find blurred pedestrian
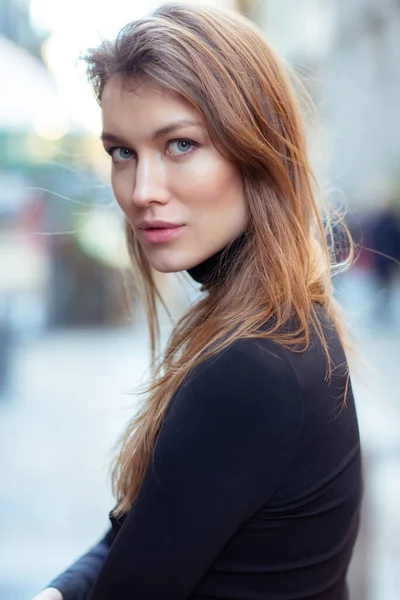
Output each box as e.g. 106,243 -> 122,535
33,4 -> 362,600
369,204 -> 400,323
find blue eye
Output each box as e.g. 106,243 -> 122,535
109,147 -> 135,162
168,140 -> 194,155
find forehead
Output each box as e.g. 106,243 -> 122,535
101,75 -> 202,131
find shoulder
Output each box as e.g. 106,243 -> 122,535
189,337 -> 300,391
175,337 -> 303,428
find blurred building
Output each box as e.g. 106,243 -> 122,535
0,0 -> 46,60
0,1 -> 124,333
323,0 -> 400,207
247,0 -> 400,208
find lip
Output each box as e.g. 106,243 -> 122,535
138,223 -> 185,244
138,220 -> 183,230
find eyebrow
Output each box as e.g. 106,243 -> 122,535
100,119 -> 203,145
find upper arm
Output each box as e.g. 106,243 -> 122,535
88,339 -> 303,600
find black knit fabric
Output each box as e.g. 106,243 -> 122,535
47,245 -> 362,600
186,233 -> 247,285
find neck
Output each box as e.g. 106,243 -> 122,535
186,232 -> 247,286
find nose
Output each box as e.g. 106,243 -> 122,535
131,154 -> 170,207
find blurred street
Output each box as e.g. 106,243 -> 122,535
0,323 -> 151,600
0,281 -> 399,600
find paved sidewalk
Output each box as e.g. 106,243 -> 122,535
0,325 -> 151,599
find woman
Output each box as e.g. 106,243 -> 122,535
34,4 -> 362,599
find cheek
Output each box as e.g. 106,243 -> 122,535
180,158 -> 235,206
197,163 -> 244,213
209,169 -> 248,230
111,170 -> 133,214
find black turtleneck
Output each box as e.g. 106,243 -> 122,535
47,239 -> 362,600
186,233 -> 247,286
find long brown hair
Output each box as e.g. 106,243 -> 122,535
83,3 -> 354,516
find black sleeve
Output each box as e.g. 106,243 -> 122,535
87,339 -> 303,600
46,528 -> 115,600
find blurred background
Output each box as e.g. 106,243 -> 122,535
0,0 -> 399,598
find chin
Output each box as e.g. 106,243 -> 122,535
148,253 -> 196,274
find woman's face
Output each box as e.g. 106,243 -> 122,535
101,76 -> 248,273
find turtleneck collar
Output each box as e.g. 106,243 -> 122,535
186,232 -> 247,286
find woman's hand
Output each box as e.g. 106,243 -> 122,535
31,587 -> 63,600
